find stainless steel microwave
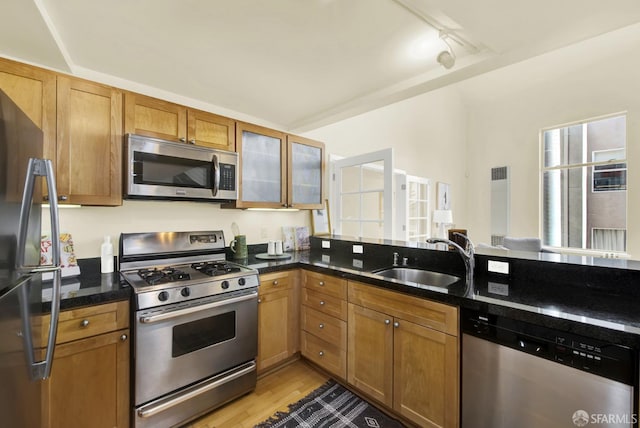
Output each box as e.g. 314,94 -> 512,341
124,134 -> 238,201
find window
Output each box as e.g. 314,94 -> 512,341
541,114 -> 627,253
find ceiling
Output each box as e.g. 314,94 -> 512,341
2,0 -> 640,131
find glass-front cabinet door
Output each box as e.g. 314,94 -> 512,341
287,135 -> 325,209
235,122 -> 286,208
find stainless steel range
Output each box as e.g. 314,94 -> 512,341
119,231 -> 259,428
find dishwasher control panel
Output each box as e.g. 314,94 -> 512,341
462,309 -> 636,385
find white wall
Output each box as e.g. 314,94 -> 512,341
45,201 -> 309,258
305,85 -> 468,236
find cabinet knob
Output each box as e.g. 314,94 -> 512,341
273,280 -> 279,286
384,319 -> 391,325
59,195 -> 68,201
258,298 -> 262,303
319,300 -> 325,306
318,281 -> 325,286
282,203 -> 288,208
393,321 -> 400,328
80,319 -> 89,327
179,137 -> 186,142
318,351 -> 324,357
120,334 -> 128,342
188,139 -> 196,144
319,323 -> 324,329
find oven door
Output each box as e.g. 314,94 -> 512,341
134,289 -> 257,406
125,134 -> 238,201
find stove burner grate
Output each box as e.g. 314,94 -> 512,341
191,261 -> 242,277
138,267 -> 191,285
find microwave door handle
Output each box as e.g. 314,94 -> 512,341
212,154 -> 220,197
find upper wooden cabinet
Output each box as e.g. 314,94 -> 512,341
56,76 -> 123,205
231,122 -> 325,209
124,92 -> 235,151
0,57 -> 56,162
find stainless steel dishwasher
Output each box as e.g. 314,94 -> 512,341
462,308 -> 637,428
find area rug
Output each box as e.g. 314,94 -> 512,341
254,380 -> 405,428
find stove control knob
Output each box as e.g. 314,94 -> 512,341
181,287 -> 190,297
238,277 -> 246,286
221,280 -> 230,289
158,291 -> 169,302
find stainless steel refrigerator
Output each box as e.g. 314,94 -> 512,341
0,89 -> 62,427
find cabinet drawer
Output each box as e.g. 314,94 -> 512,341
259,271 -> 292,295
301,331 -> 346,380
42,301 -> 129,345
301,306 -> 346,350
301,288 -> 347,321
348,281 -> 458,336
303,270 -> 347,300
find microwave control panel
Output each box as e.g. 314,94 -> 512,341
219,164 -> 236,190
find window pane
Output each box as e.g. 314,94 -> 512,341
543,166 -> 626,251
341,166 -> 360,193
341,221 -> 360,238
341,194 -> 360,219
362,221 -> 384,240
362,162 -> 384,191
362,192 -> 383,221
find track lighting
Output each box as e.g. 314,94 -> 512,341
436,31 -> 456,69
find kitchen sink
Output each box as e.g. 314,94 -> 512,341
372,267 -> 461,288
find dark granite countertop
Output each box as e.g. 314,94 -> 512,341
41,258 -> 130,312
53,237 -> 640,348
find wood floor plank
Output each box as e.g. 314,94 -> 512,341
186,360 -> 328,428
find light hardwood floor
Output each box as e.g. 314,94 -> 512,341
186,360 -> 328,428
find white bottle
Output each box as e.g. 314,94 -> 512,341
101,235 -> 114,274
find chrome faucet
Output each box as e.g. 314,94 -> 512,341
426,233 -> 475,284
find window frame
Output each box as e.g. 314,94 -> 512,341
539,112 -> 628,256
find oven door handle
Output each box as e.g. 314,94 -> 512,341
137,361 -> 256,419
139,291 -> 257,324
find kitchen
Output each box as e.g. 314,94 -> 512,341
2,1 -> 640,427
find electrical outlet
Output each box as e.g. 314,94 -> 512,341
322,240 -> 331,249
488,260 -> 509,275
353,245 -> 363,254
353,259 -> 363,269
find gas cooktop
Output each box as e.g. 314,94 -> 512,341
119,231 -> 259,310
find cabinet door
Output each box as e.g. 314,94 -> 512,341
124,92 -> 187,142
43,329 -> 130,428
287,135 -> 324,209
347,303 -> 393,406
235,122 -> 286,208
56,76 -> 122,205
393,320 -> 459,428
257,288 -> 294,372
0,57 -> 56,165
187,109 -> 235,151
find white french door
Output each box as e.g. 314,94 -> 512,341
331,149 -> 394,240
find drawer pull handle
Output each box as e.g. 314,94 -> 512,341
318,351 -> 324,357
120,334 -> 128,342
319,300 -> 325,306
384,319 -> 391,325
273,280 -> 278,286
80,319 -> 89,327
393,321 -> 400,328
319,323 -> 324,329
318,281 -> 325,286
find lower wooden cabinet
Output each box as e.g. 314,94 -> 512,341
41,301 -> 130,428
300,270 -> 348,379
348,281 -> 459,428
257,270 -> 300,373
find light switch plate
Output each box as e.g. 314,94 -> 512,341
322,240 -> 331,249
353,245 -> 364,254
488,260 -> 509,275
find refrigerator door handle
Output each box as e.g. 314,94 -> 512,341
17,159 -> 62,380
